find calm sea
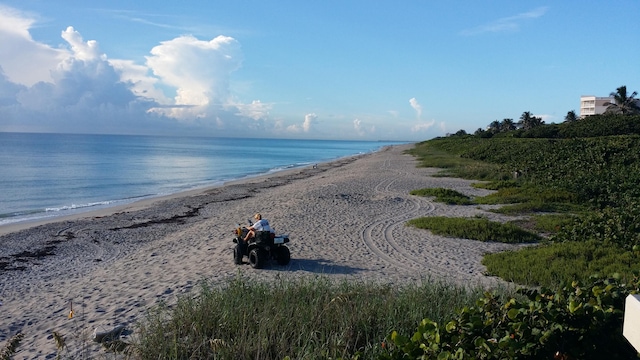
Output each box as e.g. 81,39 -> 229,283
0,133 -> 407,227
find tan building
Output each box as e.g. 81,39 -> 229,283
580,95 -> 613,117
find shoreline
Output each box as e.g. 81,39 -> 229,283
0,143 -> 522,359
0,149 -> 376,237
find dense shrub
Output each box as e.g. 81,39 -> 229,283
557,114 -> 640,138
421,135 -> 640,209
552,201 -> 640,250
382,275 -> 640,360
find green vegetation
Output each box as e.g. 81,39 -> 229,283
382,275 -> 640,360
386,106 -> 640,359
407,125 -> 640,286
483,241 -> 640,287
407,216 -> 541,244
133,276 -> 500,359
409,188 -> 471,205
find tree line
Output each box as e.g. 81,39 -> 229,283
451,85 -> 640,138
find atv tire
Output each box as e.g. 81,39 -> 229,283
233,244 -> 243,265
248,248 -> 265,269
276,246 -> 291,265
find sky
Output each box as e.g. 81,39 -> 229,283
0,1 -> 638,141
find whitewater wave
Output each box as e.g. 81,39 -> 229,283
45,201 -> 117,213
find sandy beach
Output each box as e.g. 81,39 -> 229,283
0,144 -> 522,359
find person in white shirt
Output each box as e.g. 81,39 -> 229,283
244,213 -> 273,242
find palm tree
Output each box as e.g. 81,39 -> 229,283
564,110 -> 578,122
488,120 -> 501,134
604,86 -> 640,115
500,118 -> 516,132
518,111 -> 544,130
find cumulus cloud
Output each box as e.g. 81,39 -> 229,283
0,5 -> 271,136
15,26 -> 141,111
409,97 -> 422,119
353,118 -> 375,136
233,100 -> 271,121
61,26 -> 103,62
287,113 -> 318,133
145,35 -> 243,119
109,59 -> 169,104
0,6 -> 67,85
461,6 -> 548,36
411,120 -> 436,133
303,113 -> 317,132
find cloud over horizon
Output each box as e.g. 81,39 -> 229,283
0,7 -> 274,136
0,4 -> 446,140
409,97 -> 422,119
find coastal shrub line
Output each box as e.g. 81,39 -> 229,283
406,129 -> 640,288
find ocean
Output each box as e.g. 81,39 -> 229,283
0,132 -> 407,227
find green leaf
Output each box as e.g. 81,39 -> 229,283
592,286 -> 602,297
507,308 -> 520,320
569,300 -> 583,313
445,320 -> 457,332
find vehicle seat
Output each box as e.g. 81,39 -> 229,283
255,231 -> 273,244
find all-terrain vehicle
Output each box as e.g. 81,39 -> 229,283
232,221 -> 291,268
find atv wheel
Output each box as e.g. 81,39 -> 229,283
233,244 -> 243,265
248,248 -> 265,269
276,246 -> 291,265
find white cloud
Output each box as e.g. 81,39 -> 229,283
109,59 -> 169,104
61,26 -> 103,62
409,97 -> 422,119
353,118 -> 375,136
233,100 -> 271,121
0,6 -> 68,85
287,113 -> 318,133
145,35 -> 243,119
461,7 -> 548,36
303,113 -> 317,132
0,5 -> 272,136
411,119 -> 436,133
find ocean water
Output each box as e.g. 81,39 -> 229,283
0,133 -> 406,227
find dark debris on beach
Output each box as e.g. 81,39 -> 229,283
0,156 -> 359,277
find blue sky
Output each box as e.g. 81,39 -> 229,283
0,1 -> 638,141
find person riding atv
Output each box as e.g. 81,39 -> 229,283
243,213 -> 273,242
233,214 -> 290,268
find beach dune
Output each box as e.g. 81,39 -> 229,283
0,144 -> 519,359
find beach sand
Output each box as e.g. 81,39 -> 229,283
0,144 -> 523,359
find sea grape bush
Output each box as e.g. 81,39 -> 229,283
551,201 -> 640,250
380,275 -> 640,360
426,135 -> 640,209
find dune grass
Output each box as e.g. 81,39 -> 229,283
482,241 -> 640,287
406,216 -> 541,244
0,333 -> 24,360
409,188 -> 472,205
131,275 -> 510,359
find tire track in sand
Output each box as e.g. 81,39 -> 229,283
360,156 -> 437,270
